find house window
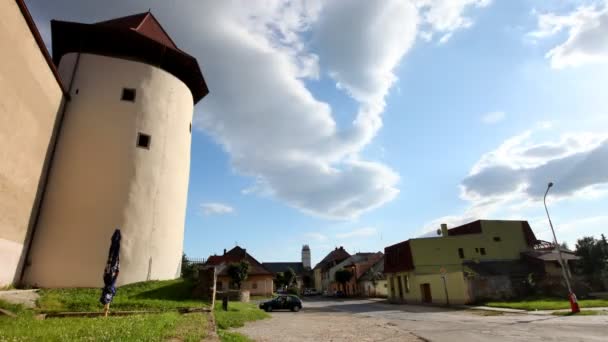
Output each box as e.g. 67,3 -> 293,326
480,248 -> 486,255
252,282 -> 258,289
121,88 -> 136,102
384,283 -> 387,288
493,236 -> 501,242
217,281 -> 223,290
458,248 -> 465,259
404,275 -> 410,293
137,133 -> 151,149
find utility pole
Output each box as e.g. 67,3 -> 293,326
544,182 -> 580,313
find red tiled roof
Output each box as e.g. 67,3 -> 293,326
97,12 -> 178,50
51,12 -> 208,103
313,247 -> 351,270
384,240 -> 414,273
204,246 -> 272,276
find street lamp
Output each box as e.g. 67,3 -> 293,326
543,182 -> 580,313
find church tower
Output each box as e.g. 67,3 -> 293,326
24,12 -> 208,287
302,244 -> 311,270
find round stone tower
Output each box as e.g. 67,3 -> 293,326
23,13 -> 208,287
302,245 -> 311,270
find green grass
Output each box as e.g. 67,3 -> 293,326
551,310 -> 608,316
38,279 -> 207,312
0,279 -> 209,341
218,330 -> 254,342
0,308 -> 207,341
483,296 -> 608,311
214,301 -> 269,342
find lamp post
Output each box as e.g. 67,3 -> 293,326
543,182 -> 580,313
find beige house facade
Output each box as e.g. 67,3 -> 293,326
0,0 -> 66,287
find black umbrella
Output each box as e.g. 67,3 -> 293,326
100,229 -> 121,316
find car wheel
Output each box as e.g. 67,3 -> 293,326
291,305 -> 301,312
266,306 -> 273,312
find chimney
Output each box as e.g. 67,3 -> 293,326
441,224 -> 448,237
223,248 -> 226,255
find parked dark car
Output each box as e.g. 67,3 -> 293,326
259,295 -> 302,312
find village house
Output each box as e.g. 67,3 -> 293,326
328,252 -> 383,296
203,246 -> 274,296
358,256 -> 388,298
262,245 -> 312,292
313,246 -> 350,293
384,220 -> 540,305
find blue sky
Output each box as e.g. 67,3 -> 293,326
28,0 -> 608,266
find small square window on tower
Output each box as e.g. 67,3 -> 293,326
137,133 -> 151,149
121,88 -> 136,102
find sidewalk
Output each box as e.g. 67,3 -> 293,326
463,304 -> 608,315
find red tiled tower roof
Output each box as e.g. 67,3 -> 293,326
51,12 -> 208,103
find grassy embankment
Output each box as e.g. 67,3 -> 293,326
0,279 -> 208,341
483,296 -> 608,311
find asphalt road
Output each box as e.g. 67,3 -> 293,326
238,297 -> 608,342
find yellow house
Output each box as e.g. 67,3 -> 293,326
384,220 -> 538,305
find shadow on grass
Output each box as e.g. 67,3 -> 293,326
132,279 -> 196,302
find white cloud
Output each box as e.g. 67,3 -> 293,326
481,111 -> 506,124
200,202 -> 235,216
424,128 -> 608,232
336,227 -> 378,239
529,1 -> 608,68
415,0 -> 492,43
30,0 -> 492,220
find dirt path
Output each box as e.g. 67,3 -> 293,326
234,310 -> 421,342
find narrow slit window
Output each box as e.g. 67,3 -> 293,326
493,236 -> 501,242
458,248 -> 465,259
480,248 -> 486,255
121,88 -> 136,102
137,133 -> 151,149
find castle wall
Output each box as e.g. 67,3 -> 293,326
24,53 -> 193,287
0,0 -> 65,286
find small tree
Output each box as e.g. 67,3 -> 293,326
274,272 -> 287,289
285,267 -> 297,287
181,253 -> 195,280
227,261 -> 249,290
335,269 -> 353,293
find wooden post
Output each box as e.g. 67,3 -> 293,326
103,303 -> 110,317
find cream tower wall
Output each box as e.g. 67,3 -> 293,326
0,0 -> 65,286
24,53 -> 194,287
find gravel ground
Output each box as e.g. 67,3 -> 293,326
234,310 -> 421,342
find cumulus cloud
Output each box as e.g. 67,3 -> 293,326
336,227 -> 378,239
529,1 -> 608,68
28,0 -> 490,219
425,129 -> 608,231
200,202 -> 235,216
481,111 -> 506,124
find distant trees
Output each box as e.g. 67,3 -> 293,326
335,269 -> 353,292
227,261 -> 250,290
575,235 -> 608,290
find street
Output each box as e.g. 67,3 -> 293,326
235,297 -> 608,342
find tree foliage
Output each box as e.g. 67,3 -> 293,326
227,261 -> 250,290
335,269 -> 353,291
180,253 -> 195,280
575,235 -> 608,290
